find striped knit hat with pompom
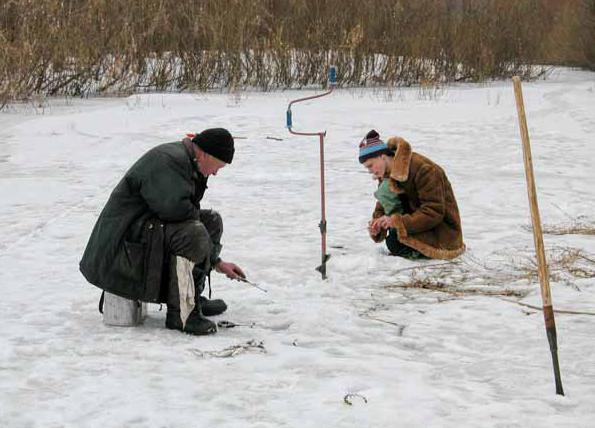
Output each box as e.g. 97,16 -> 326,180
358,129 -> 392,163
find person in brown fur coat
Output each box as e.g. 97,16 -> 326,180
359,130 -> 465,260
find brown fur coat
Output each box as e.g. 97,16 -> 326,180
372,137 -> 465,259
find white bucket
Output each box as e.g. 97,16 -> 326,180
102,292 -> 148,326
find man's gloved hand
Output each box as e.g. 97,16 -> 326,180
215,260 -> 245,280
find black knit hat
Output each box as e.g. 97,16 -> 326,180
191,128 -> 235,164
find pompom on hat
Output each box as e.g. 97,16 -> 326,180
358,129 -> 393,163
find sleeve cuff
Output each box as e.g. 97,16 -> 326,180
391,214 -> 408,240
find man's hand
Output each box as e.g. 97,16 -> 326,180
215,260 -> 246,280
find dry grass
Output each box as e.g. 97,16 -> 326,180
523,222 -> 595,236
517,247 -> 595,286
384,246 -> 595,297
1,0 -> 594,106
387,276 -> 530,298
523,208 -> 595,236
189,339 -> 266,358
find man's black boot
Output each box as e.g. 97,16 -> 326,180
199,296 -> 227,317
165,307 -> 217,336
193,265 -> 227,317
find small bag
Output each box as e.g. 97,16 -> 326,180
100,291 -> 147,326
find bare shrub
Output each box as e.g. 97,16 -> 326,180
542,0 -> 595,70
0,0 -> 593,105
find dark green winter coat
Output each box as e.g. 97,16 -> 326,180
80,140 -> 207,301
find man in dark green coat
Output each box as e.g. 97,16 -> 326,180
80,128 -> 245,335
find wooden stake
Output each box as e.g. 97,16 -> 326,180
512,76 -> 564,396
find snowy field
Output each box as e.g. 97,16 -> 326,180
1,68 -> 594,427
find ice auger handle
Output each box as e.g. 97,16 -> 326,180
328,66 -> 337,87
286,109 -> 292,129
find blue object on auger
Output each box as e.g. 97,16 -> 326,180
286,109 -> 292,129
328,66 -> 337,86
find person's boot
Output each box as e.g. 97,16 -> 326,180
199,296 -> 227,316
166,255 -> 216,335
193,265 -> 227,317
166,307 -> 217,336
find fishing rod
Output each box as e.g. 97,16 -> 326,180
286,66 -> 337,279
237,276 -> 268,293
513,76 -> 564,396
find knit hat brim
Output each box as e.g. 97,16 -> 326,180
358,147 -> 393,164
191,128 -> 235,164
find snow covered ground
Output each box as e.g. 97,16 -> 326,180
1,68 -> 594,427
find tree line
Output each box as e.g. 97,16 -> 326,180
1,0 -> 593,106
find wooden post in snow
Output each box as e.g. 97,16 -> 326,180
512,76 -> 564,396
